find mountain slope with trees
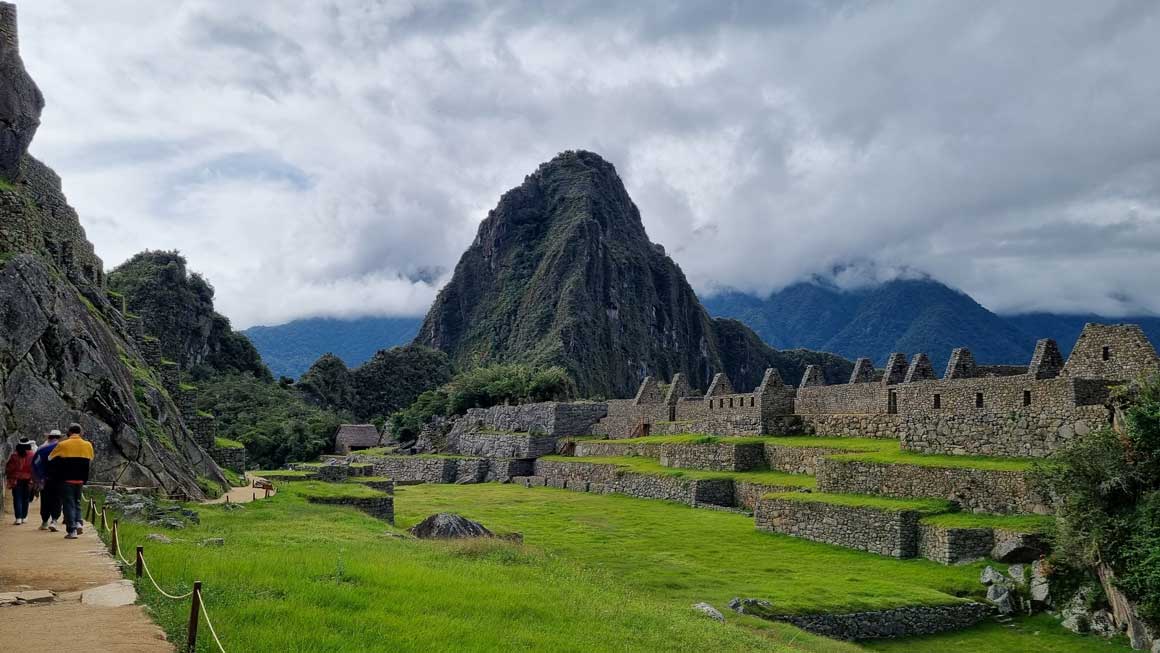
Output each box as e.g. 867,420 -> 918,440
414,150 -> 850,397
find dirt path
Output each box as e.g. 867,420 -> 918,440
0,493 -> 173,652
204,473 -> 276,504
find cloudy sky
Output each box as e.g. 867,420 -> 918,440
20,1 -> 1160,328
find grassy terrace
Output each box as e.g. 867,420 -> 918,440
593,434 -> 775,446
291,480 -> 388,499
98,482 -> 1123,652
823,450 -> 1035,472
540,455 -> 817,488
920,512 -> 1057,532
763,491 -> 955,515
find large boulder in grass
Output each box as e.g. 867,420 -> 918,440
409,513 -> 493,539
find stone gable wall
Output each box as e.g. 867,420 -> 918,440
755,497 -> 921,558
815,458 -> 1046,514
1062,324 -> 1160,381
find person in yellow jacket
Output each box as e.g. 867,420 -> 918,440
48,423 -> 93,540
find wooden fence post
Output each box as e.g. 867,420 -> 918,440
186,581 -> 202,652
135,546 -> 143,579
101,508 -> 108,532
111,519 -> 119,555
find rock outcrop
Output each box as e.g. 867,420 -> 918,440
0,3 -> 225,499
409,512 -> 493,539
416,150 -> 850,397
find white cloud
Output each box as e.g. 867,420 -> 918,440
17,0 -> 1160,327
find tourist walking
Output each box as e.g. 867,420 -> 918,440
4,437 -> 36,525
48,424 -> 93,539
32,429 -> 63,531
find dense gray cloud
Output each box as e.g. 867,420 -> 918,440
19,0 -> 1160,327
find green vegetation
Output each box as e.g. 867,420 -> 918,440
214,436 -> 245,449
254,470 -> 315,480
354,446 -> 397,456
826,450 -> 1035,472
541,455 -> 816,488
1032,375 -> 1160,629
289,480 -> 388,500
864,613 -> 1132,653
605,434 -> 774,446
920,513 -> 1056,532
390,363 -> 575,442
298,345 -> 452,421
220,468 -> 245,487
763,491 -> 954,514
197,373 -> 344,469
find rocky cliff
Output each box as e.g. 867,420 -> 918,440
416,150 -> 850,397
107,250 -> 270,380
0,4 -> 224,499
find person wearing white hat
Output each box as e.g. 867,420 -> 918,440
4,436 -> 36,524
32,430 -> 63,531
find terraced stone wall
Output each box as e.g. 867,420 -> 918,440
573,440 -> 663,458
917,522 -> 993,564
775,603 -> 991,641
732,481 -> 801,511
305,495 -> 394,524
659,442 -> 765,472
349,455 -> 458,484
211,446 -> 245,474
455,431 -> 558,458
529,460 -> 734,507
762,444 -> 842,475
755,498 -> 921,558
815,458 -> 1046,514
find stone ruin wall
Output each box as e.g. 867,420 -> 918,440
755,497 -> 921,558
815,458 -> 1046,514
917,522 -> 994,565
776,603 -> 991,641
1062,323 -> 1160,381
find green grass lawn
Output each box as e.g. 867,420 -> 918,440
763,491 -> 954,514
763,436 -> 900,452
920,512 -> 1056,532
864,613 -> 1132,652
98,482 -> 1120,653
540,454 -> 817,488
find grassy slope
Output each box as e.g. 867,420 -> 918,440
539,455 -> 817,488
864,614 -> 1132,653
920,513 -> 1057,532
103,483 -> 1124,653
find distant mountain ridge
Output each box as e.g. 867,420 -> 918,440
244,316 -> 421,379
704,278 -> 1160,372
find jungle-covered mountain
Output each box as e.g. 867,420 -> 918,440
244,316 -> 420,379
108,250 -> 270,381
414,150 -> 851,397
705,278 -> 1160,372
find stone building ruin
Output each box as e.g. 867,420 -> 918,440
592,323 -> 1159,457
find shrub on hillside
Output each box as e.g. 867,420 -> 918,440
1032,374 -> 1160,628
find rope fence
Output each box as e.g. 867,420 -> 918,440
87,496 -> 227,652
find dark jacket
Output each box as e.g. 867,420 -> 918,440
32,441 -> 59,484
48,435 -> 93,485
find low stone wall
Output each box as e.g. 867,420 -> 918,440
305,495 -> 395,524
800,414 -> 903,439
529,460 -> 734,507
755,497 -> 921,558
659,442 -> 765,472
733,481 -> 802,511
358,479 -> 396,493
917,522 -> 993,564
455,431 -> 558,459
211,446 -> 246,474
573,441 -> 663,458
815,458 -> 1046,515
349,455 -> 459,484
763,444 -> 856,475
774,603 -> 991,640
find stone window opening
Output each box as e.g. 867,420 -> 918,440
975,392 -> 984,408
933,394 -> 941,409
729,397 -> 734,408
887,390 -> 898,415
1023,390 -> 1032,407
749,397 -> 755,407
1102,346 -> 1111,361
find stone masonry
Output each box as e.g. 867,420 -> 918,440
755,497 -> 923,558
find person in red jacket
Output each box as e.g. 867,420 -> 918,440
5,436 -> 36,525
48,424 -> 94,539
